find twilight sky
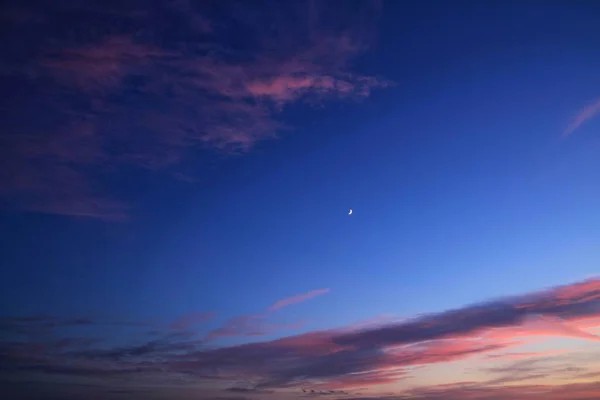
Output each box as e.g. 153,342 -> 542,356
1,1 -> 600,399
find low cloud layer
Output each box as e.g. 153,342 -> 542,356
0,1 -> 390,218
396,381 -> 600,400
1,278 -> 599,399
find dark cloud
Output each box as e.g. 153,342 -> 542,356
206,313 -> 305,341
224,386 -> 273,394
333,279 -> 600,350
2,279 -> 599,398
0,0 -> 390,218
74,336 -> 202,362
156,278 -> 599,390
0,315 -> 95,339
168,312 -> 215,331
0,315 -> 157,335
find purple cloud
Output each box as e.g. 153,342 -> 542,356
169,312 -> 214,331
2,278 -> 600,398
0,1 -> 390,219
206,314 -> 306,341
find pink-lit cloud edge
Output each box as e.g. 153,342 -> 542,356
2,278 -> 600,399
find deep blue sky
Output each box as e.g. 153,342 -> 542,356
1,1 -> 600,399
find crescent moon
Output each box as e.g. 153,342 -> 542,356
348,209 -> 353,215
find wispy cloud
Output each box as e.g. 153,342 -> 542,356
563,98 -> 600,137
2,278 -> 600,398
269,288 -> 331,311
205,288 -> 327,341
0,1 -> 390,219
205,314 -> 305,341
168,312 -> 214,331
485,349 -> 570,361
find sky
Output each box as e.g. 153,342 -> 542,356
1,1 -> 600,399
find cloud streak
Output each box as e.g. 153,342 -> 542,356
168,313 -> 214,331
563,98 -> 600,137
0,1 -> 390,218
205,314 -> 305,341
204,288 -> 327,341
269,289 -> 331,311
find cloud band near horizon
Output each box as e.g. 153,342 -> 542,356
1,277 -> 599,398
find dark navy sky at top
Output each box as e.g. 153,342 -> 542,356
1,1 -> 600,334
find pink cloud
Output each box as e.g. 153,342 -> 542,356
483,314 -> 600,343
527,315 -> 600,341
311,367 -> 410,390
269,288 -> 331,311
0,2 -> 389,218
486,349 -> 570,361
575,315 -> 600,330
6,279 -> 600,395
563,98 -> 600,137
184,278 -> 600,390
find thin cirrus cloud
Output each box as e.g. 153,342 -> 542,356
205,315 -> 306,341
168,312 -> 215,331
1,278 -> 600,399
204,288 -> 329,341
563,98 -> 600,137
269,288 -> 331,311
0,1 -> 390,219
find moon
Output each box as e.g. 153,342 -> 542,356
348,209 -> 353,215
